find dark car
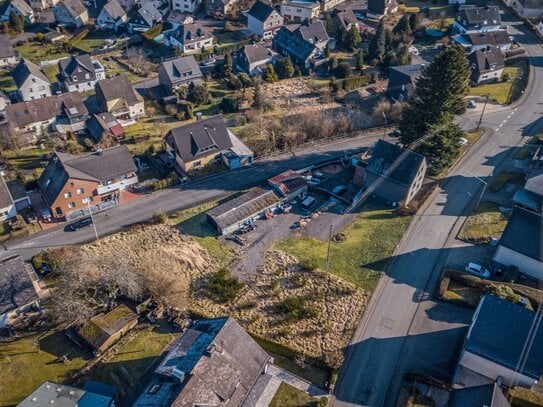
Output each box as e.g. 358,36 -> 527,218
64,217 -> 93,232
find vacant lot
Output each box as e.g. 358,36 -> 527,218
276,205 -> 411,291
458,201 -> 509,243
0,330 -> 88,406
16,42 -> 69,63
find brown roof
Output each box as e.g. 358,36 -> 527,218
58,0 -> 87,18
0,34 -> 15,60
95,74 -> 142,106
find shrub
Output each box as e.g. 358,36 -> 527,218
335,62 -> 352,79
274,296 -> 318,321
207,268 -> 245,302
485,283 -> 520,303
153,211 -> 168,224
342,74 -> 371,91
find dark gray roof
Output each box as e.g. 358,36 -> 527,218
499,206 -> 543,262
469,46 -> 504,75
367,140 -> 425,186
298,21 -> 329,43
512,188 -> 543,212
207,187 -> 280,231
6,179 -> 27,202
134,317 -> 270,407
368,0 -> 387,14
465,294 -> 543,380
18,381 -> 114,407
0,175 -> 13,209
59,54 -> 95,76
12,58 -> 50,88
248,0 -> 275,22
387,63 -> 424,100
165,115 -> 234,163
334,8 -> 358,28
525,167 -> 543,196
518,0 -> 543,8
273,26 -> 317,63
0,255 -> 37,316
159,56 -> 202,85
243,43 -> 273,64
458,6 -> 501,27
95,74 -> 142,106
102,0 -> 126,19
466,31 -> 511,46
38,145 -> 136,204
57,0 -> 87,18
132,2 -> 162,26
0,34 -> 15,59
176,23 -> 213,46
448,384 -> 510,407
10,0 -> 33,16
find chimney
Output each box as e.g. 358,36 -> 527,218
195,111 -> 202,121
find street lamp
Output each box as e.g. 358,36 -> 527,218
476,95 -> 489,131
468,172 -> 487,210
87,200 -> 99,241
382,111 -> 387,139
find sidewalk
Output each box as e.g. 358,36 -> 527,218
267,365 -> 328,397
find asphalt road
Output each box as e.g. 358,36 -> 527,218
330,14 -> 543,407
1,128 -> 392,261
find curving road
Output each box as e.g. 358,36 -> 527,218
330,11 -> 543,407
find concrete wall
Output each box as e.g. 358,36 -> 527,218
493,245 -> 543,280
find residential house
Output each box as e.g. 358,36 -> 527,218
166,10 -> 194,27
44,29 -> 67,43
53,0 -> 89,27
95,74 -> 145,120
78,304 -> 138,354
117,0 -> 136,12
167,22 -> 214,54
367,0 -> 397,18
493,206 -> 543,280
321,0 -> 350,12
12,58 -> 52,102
204,0 -> 237,18
298,20 -> 331,51
512,165 -> 543,213
171,0 -> 201,14
157,55 -> 203,95
454,6 -> 502,34
140,0 -> 169,16
362,139 -> 427,206
0,174 -> 16,220
235,43 -> 276,76
448,384 -> 510,407
0,255 -> 39,321
27,0 -> 61,10
7,179 -> 31,211
247,1 -> 284,39
454,294 -> 543,388
97,0 -> 128,30
6,0 -> 36,24
134,317 -> 273,406
469,46 -> 504,85
333,8 -> 358,31
0,34 -> 17,68
273,26 -> 322,69
268,169 -> 307,200
18,381 -> 116,407
127,2 -> 163,32
37,145 -> 138,219
86,112 -> 125,142
387,63 -> 424,102
207,187 -> 280,234
280,1 -> 320,23
6,91 -> 89,136
164,114 -> 253,173
453,31 -> 512,52
59,54 -> 106,92
512,0 -> 543,18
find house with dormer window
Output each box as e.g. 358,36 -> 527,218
59,55 -> 106,92
166,22 -> 214,54
453,6 -> 502,34
157,55 -> 203,95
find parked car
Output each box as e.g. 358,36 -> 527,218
458,137 -> 468,146
235,224 -> 256,235
64,217 -> 93,232
465,262 -> 491,279
332,185 -> 347,195
290,221 -> 301,229
201,57 -> 216,66
468,100 -> 477,109
280,203 -> 292,213
83,0 -> 92,6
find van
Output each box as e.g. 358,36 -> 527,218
301,196 -> 316,210
464,262 -> 490,279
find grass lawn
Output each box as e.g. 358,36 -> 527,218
458,202 -> 509,243
169,200 -> 234,268
442,279 -> 481,307
124,115 -> 185,154
465,129 -> 483,144
507,387 -> 543,407
270,383 -> 320,407
489,170 -> 525,192
0,69 -> 16,92
16,42 -> 69,64
215,31 -> 245,47
4,148 -> 48,171
42,64 -> 60,83
73,33 -> 108,53
88,322 -> 178,397
469,66 -> 522,104
0,330 -> 89,406
427,18 -> 455,31
276,204 -> 411,291
98,57 -> 141,83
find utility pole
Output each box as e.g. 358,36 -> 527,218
87,201 -> 99,241
382,111 -> 387,140
325,223 -> 333,272
476,95 -> 489,131
469,173 -> 487,210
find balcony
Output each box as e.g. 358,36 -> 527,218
96,176 -> 138,195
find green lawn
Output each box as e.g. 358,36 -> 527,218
0,330 -> 89,406
0,69 -> 16,92
488,170 -> 525,192
215,31 -> 245,47
73,33 -> 108,53
42,64 -> 60,83
458,201 -> 509,243
4,148 -> 48,171
98,57 -> 142,83
124,115 -> 185,154
442,280 -> 481,308
469,66 -> 522,104
275,205 -> 411,291
427,17 -> 455,31
270,383 -> 321,407
16,42 -> 69,64
88,323 -> 177,397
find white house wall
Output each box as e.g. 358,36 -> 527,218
493,245 -> 543,280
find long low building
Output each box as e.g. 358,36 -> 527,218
206,187 -> 281,235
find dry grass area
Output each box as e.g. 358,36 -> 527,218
71,226 -> 366,369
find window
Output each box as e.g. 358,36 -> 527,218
82,197 -> 92,204
64,191 -> 72,198
76,188 -> 84,194
85,73 -> 90,79
68,202 -> 75,208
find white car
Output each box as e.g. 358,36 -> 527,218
465,262 -> 491,279
458,137 -> 468,146
83,0 -> 92,6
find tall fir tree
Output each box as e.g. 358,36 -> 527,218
276,56 -> 295,79
344,25 -> 362,51
368,23 -> 386,62
264,64 -> 278,83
